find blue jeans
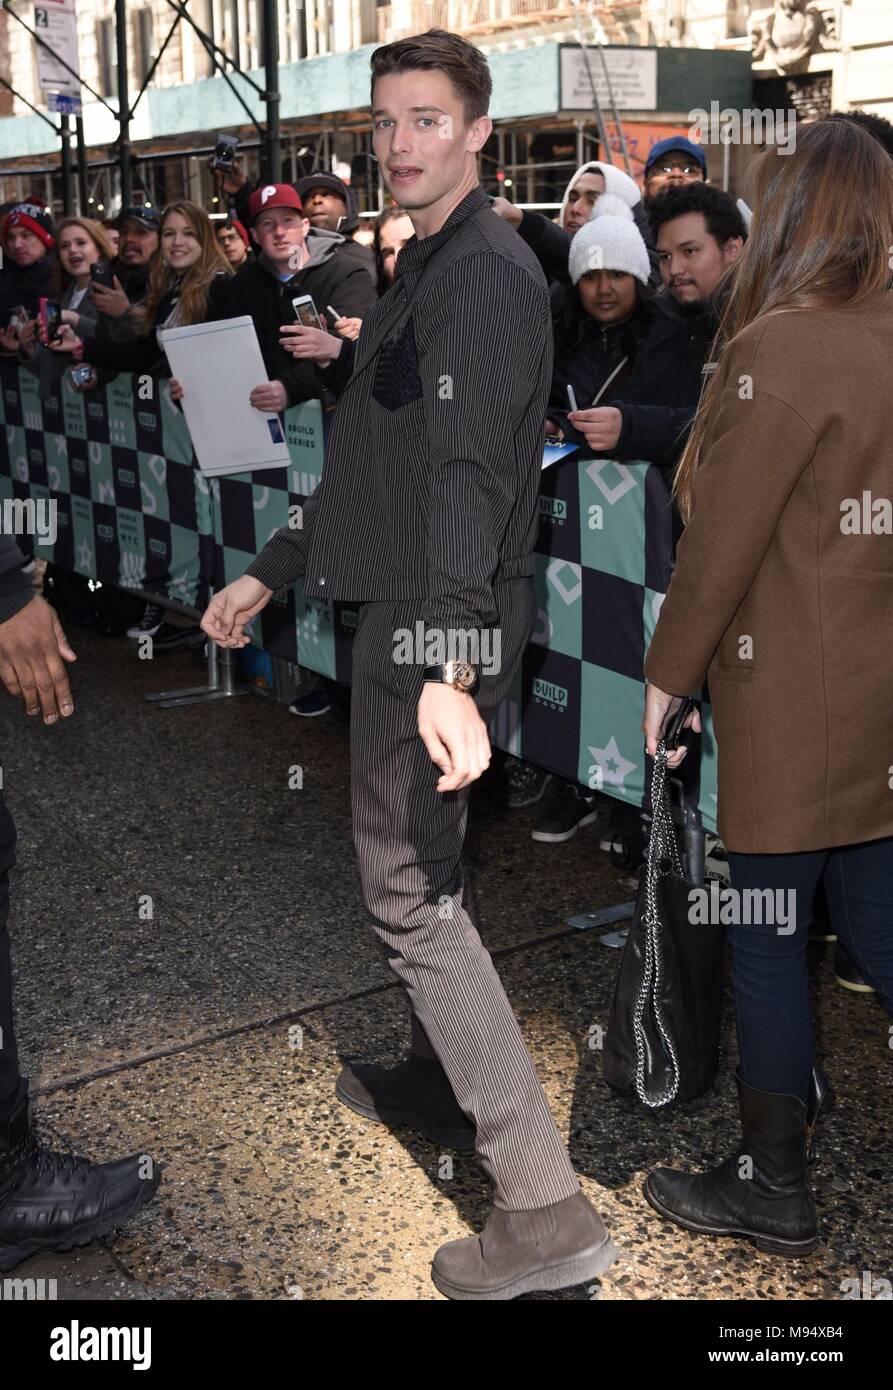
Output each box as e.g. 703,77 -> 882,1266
727,836 -> 893,1103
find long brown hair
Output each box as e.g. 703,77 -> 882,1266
674,118 -> 893,522
50,216 -> 116,296
133,201 -> 232,335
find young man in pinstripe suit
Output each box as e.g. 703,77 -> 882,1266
202,28 -> 618,1300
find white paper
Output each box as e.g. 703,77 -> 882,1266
158,317 -> 291,477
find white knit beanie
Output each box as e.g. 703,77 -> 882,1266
558,160 -> 643,226
589,193 -> 634,223
568,198 -> 651,286
591,162 -> 641,209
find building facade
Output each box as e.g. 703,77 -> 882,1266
0,1 -> 889,211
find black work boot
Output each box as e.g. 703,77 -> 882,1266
431,1189 -> 619,1300
643,1069 -> 821,1257
0,1095 -> 161,1273
335,1054 -> 476,1152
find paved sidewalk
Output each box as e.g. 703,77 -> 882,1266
1,628 -> 890,1300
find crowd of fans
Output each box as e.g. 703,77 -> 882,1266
1,117 -> 890,1002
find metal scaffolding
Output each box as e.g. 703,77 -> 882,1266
0,0 -> 283,214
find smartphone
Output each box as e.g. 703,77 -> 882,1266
8,304 -> 30,335
212,133 -> 239,171
38,297 -> 63,344
70,364 -> 97,388
90,260 -> 116,290
291,294 -> 325,331
566,384 -> 579,414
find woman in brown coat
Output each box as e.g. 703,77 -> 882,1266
640,116 -> 893,1256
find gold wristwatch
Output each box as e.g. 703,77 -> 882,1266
423,661 -> 478,693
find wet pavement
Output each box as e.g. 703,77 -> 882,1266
1,627 -> 890,1301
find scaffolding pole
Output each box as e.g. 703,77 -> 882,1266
115,0 -> 132,205
75,117 -> 88,215
262,0 -> 281,181
59,114 -> 73,213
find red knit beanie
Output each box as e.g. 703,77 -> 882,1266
3,201 -> 55,249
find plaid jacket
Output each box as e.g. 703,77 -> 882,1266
246,185 -> 552,632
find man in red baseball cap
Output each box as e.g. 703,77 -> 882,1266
214,182 -> 377,414
246,181 -> 304,225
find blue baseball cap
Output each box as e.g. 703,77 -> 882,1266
645,137 -> 707,175
114,204 -> 161,231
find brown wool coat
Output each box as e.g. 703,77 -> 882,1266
644,301 -> 893,854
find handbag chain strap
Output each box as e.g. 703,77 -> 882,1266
632,741 -> 683,1108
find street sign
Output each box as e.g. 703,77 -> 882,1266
559,45 -> 658,112
48,91 -> 83,115
34,0 -> 81,101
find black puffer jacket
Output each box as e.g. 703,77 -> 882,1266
110,257 -> 152,303
0,251 -> 55,327
547,284 -> 653,447
84,271 -> 232,376
608,289 -> 720,471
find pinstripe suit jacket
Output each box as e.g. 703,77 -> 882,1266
246,185 -> 552,632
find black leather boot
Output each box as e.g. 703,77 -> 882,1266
335,1053 -> 476,1151
643,1068 -> 822,1257
0,1095 -> 161,1273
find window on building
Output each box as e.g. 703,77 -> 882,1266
222,0 -> 240,67
196,0 -> 216,77
133,10 -> 155,85
97,17 -> 118,98
281,0 -> 307,61
254,0 -> 266,68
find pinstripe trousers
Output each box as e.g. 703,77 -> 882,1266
349,577 -> 581,1211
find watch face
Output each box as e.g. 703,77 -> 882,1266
448,661 -> 477,691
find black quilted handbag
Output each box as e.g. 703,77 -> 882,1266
603,740 -> 725,1107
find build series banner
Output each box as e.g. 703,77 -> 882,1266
0,364 -> 211,608
0,366 -> 717,830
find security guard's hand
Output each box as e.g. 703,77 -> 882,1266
0,595 -> 76,723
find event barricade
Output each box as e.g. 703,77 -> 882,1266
0,362 -> 718,834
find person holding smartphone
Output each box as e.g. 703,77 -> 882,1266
28,217 -> 116,395
0,201 -> 55,360
640,118 -> 893,1258
57,201 -> 232,384
210,183 -> 376,415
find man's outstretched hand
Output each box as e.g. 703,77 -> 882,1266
200,575 -> 273,648
0,596 -> 76,723
418,683 -> 491,793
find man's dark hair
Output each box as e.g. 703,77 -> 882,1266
827,109 -> 893,163
648,182 -> 746,246
370,28 -> 491,125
